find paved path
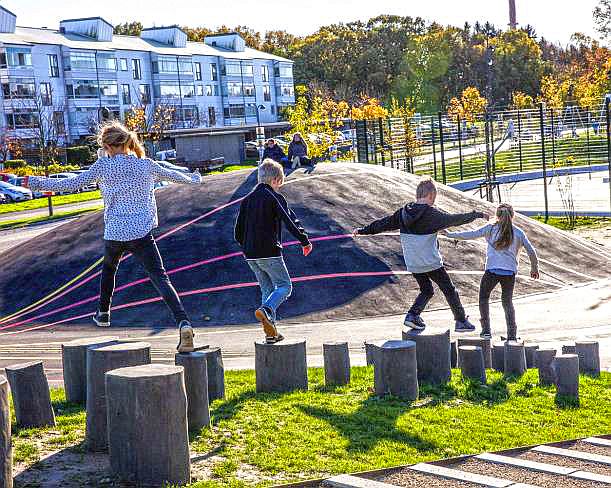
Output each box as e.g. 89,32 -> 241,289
0,219 -> 76,254
0,198 -> 102,223
1,278 -> 608,386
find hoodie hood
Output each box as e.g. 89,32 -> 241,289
400,202 -> 430,231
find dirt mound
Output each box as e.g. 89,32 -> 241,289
1,163 -> 608,331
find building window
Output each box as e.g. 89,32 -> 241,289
132,59 -> 142,80
263,85 -> 271,102
5,110 -> 39,129
208,106 -> 216,126
245,103 -> 256,117
68,52 -> 96,70
122,84 -> 131,105
242,64 -> 254,77
243,84 -> 255,97
278,84 -> 294,97
194,62 -> 202,81
223,103 -> 245,119
53,111 -> 65,134
205,85 -> 218,97
210,63 -> 218,81
223,63 -> 241,77
2,80 -> 36,99
225,82 -> 242,97
261,65 -> 269,82
40,82 -> 52,106
275,64 -> 293,78
97,53 -> 117,71
5,48 -> 33,67
119,58 -> 128,71
99,81 -> 118,98
139,84 -> 150,104
196,85 -> 204,97
48,55 -> 59,77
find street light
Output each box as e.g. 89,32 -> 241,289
255,104 -> 266,164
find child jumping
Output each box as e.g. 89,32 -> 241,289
354,177 -> 488,332
25,121 -> 203,353
444,203 -> 539,340
234,159 -> 312,343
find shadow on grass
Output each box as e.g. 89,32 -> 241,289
555,394 -> 580,409
297,395 -> 437,454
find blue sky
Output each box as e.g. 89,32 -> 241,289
6,0 -> 602,45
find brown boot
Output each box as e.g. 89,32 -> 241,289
177,321 -> 195,353
255,307 -> 279,340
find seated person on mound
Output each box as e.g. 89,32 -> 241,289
24,121 -> 203,354
234,159 -> 313,343
287,132 -> 311,168
353,177 -> 488,333
262,139 -> 288,166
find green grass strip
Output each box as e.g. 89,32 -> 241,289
0,206 -> 102,230
0,191 -> 102,215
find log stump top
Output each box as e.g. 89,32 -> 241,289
254,338 -> 306,348
5,361 -> 43,372
403,328 -> 450,338
369,340 -> 416,349
62,336 -> 119,348
323,341 -> 349,347
554,353 -> 578,360
505,340 -> 524,347
575,340 -> 598,346
458,345 -> 482,352
91,342 -> 151,353
106,364 -> 183,380
176,351 -> 206,359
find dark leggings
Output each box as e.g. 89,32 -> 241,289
479,270 -> 516,339
409,267 -> 466,322
99,233 -> 188,324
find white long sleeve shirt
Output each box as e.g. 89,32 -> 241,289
29,154 -> 202,241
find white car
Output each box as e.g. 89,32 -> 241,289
71,170 -> 98,191
0,181 -> 33,202
8,177 -> 44,198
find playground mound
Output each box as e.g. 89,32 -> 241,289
0,163 -> 608,331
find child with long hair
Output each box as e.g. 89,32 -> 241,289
444,203 -> 539,340
25,121 -> 203,352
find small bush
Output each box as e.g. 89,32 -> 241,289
66,145 -> 94,165
3,159 -> 27,169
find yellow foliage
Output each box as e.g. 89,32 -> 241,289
510,91 -> 535,110
447,86 -> 487,122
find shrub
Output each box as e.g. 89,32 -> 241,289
3,159 -> 27,169
66,145 -> 95,165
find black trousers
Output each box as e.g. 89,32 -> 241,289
479,270 -> 516,340
408,267 -> 466,322
99,233 -> 188,324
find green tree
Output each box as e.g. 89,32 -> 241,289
594,0 -> 611,40
113,21 -> 143,36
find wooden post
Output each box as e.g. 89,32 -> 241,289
61,336 -> 118,404
450,341 -> 457,368
459,346 -> 486,383
255,339 -> 308,393
575,341 -> 600,377
504,341 -> 526,376
552,354 -> 579,400
457,338 -> 492,369
86,342 -> 151,451
370,340 -> 418,400
403,329 -> 451,385
0,377 -> 11,488
201,348 -> 225,402
323,342 -> 350,386
536,348 -> 556,386
5,362 -> 55,428
492,342 -> 505,372
561,344 -> 576,355
175,352 -> 211,430
524,344 -> 539,369
364,341 -> 375,366
107,364 -> 190,487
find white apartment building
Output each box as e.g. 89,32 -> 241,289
0,6 -> 296,146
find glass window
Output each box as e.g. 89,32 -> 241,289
196,85 -> 204,97
53,111 -> 65,134
178,57 -> 193,74
69,52 -> 96,70
224,63 -> 241,76
2,79 -> 36,99
245,103 -> 256,117
119,58 -> 128,71
275,64 -> 293,78
97,53 -> 117,71
263,85 -> 271,102
154,82 -> 181,98
6,110 -> 39,129
223,103 -> 245,118
225,82 -> 242,97
48,55 -> 59,77
99,81 -> 118,98
261,65 -> 269,82
40,82 -> 52,106
278,83 -> 294,97
139,84 -> 150,104
194,62 -> 202,81
66,80 -> 98,98
122,84 -> 131,105
6,48 -> 33,67
243,84 -> 255,97
181,83 -> 195,98
241,64 -> 254,76
132,59 -> 142,80
210,63 -> 218,81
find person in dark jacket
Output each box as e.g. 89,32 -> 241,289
288,132 -> 311,168
262,139 -> 288,166
235,158 -> 313,343
354,177 -> 488,332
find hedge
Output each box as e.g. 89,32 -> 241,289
66,145 -> 95,165
2,159 -> 27,169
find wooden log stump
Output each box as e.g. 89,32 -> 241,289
450,341 -> 457,368
524,344 -> 540,369
492,343 -> 505,372
364,341 -> 375,366
457,338 -> 492,368
504,341 -> 526,376
370,340 -> 418,400
0,377 -> 11,488
86,342 -> 151,452
323,342 -> 350,386
106,364 -> 190,487
562,344 -> 576,355
255,339 -> 308,393
5,362 -> 55,428
175,352 -> 210,430
575,341 -> 600,377
201,348 -> 225,402
403,329 -> 451,385
61,336 -> 118,404
552,354 -> 579,399
458,346 -> 487,383
536,348 -> 557,386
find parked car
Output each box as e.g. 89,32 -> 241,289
8,177 -> 45,198
0,181 -> 33,202
0,173 -> 17,182
48,172 -> 80,194
71,170 -> 98,191
245,141 -> 262,159
0,192 -> 7,204
155,149 -> 177,161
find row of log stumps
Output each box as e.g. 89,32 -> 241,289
255,339 -> 308,393
1,377 -> 11,488
4,362 -> 55,429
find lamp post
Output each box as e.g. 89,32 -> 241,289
255,104 -> 266,164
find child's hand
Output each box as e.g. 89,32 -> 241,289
303,243 -> 313,256
530,269 -> 540,279
352,229 -> 361,238
481,212 -> 491,221
22,175 -> 29,188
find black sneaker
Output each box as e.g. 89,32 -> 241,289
93,311 -> 110,328
501,336 -> 521,342
455,317 -> 476,332
404,312 -> 426,331
480,329 -> 492,339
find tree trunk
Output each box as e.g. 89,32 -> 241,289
552,354 -> 579,399
0,377 -> 11,488
459,346 -> 487,383
364,341 -> 376,366
323,342 -> 350,386
536,348 -> 556,386
175,352 -> 210,431
492,342 -> 505,372
524,344 -> 539,369
403,329 -> 451,385
85,342 -> 151,452
370,340 -> 418,401
4,362 -> 55,428
457,338 -> 492,368
504,341 -> 526,376
201,347 -> 225,402
255,339 -> 308,393
106,364 -> 190,487
575,341 -> 600,377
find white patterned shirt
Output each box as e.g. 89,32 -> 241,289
29,154 -> 202,241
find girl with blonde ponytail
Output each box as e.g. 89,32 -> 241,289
444,203 -> 539,341
26,120 -> 204,353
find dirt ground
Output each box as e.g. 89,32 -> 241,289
574,222 -> 611,249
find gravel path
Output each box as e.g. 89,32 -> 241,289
564,440 -> 611,457
515,449 -> 611,476
377,469 -> 480,487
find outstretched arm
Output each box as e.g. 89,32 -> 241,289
150,160 -> 202,185
430,208 -> 487,232
444,224 -> 491,240
521,231 -> 539,278
27,163 -> 101,193
355,208 -> 403,235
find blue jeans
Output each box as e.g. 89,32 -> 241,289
247,257 -> 293,321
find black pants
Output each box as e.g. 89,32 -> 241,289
408,267 -> 466,322
99,233 -> 188,324
479,270 -> 516,340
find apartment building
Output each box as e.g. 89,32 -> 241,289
0,6 -> 296,146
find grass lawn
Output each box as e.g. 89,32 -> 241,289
0,206 -> 102,230
531,216 -> 611,231
11,367 -> 611,487
0,190 -> 101,215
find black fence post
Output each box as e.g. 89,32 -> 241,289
586,108 -> 592,179
387,118 -> 395,169
490,115 -> 497,178
431,115 -> 438,180
457,114 -> 464,180
606,98 -> 611,213
378,118 -> 386,167
403,116 -> 412,173
351,118 -> 356,164
550,109 -> 557,165
538,102 -> 549,223
517,108 -> 523,172
438,112 -> 447,184
483,112 -> 492,202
